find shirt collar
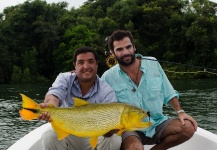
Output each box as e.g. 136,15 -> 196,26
117,54 -> 147,74
136,54 -> 147,73
73,76 -> 98,98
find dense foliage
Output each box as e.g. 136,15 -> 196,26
0,0 -> 217,83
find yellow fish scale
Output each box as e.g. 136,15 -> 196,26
41,103 -> 125,137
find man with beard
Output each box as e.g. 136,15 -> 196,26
38,46 -> 121,150
101,30 -> 197,150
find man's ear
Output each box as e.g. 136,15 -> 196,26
73,62 -> 76,68
110,50 -> 114,56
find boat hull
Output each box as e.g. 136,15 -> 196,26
8,123 -> 217,150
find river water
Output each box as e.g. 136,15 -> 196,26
1,79 -> 217,149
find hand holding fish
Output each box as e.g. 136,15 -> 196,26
37,103 -> 52,122
37,94 -> 60,122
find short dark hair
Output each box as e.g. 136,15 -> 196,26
73,46 -> 98,63
108,30 -> 134,51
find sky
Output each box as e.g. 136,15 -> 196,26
0,0 -> 87,13
0,0 -> 217,13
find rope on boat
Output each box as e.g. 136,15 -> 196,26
155,59 -> 217,76
105,55 -> 217,76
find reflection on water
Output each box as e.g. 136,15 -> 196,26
0,83 -> 49,150
0,79 -> 217,149
165,79 -> 217,134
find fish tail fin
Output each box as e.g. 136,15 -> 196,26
19,93 -> 40,120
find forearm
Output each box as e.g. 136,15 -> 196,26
169,97 -> 182,112
169,96 -> 198,129
44,94 -> 60,107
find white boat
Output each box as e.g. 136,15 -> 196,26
8,123 -> 217,150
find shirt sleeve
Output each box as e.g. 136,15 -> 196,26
158,63 -> 179,105
98,78 -> 117,103
102,87 -> 117,103
46,73 -> 69,105
100,72 -> 106,82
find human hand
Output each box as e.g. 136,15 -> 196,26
37,103 -> 52,122
103,129 -> 119,137
178,113 -> 197,131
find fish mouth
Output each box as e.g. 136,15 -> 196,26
147,112 -> 151,121
147,112 -> 150,117
140,111 -> 151,122
144,111 -> 150,118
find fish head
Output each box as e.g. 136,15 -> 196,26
122,104 -> 151,131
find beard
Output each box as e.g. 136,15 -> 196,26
115,52 -> 136,66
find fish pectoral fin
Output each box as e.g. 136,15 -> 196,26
138,121 -> 152,128
90,136 -> 98,150
116,129 -> 125,136
73,97 -> 90,107
128,122 -> 152,131
51,122 -> 69,140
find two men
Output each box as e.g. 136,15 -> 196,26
40,30 -> 197,150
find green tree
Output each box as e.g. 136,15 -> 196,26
184,0 -> 217,68
0,0 -> 217,83
22,67 -> 31,83
11,65 -> 22,83
21,47 -> 38,75
0,0 -> 68,82
53,25 -> 99,72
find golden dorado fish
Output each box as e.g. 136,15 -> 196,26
19,94 -> 151,149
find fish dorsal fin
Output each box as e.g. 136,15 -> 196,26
73,97 -> 89,107
128,122 -> 152,131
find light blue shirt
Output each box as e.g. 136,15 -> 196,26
46,72 -> 117,107
101,54 -> 179,137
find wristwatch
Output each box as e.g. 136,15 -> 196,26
177,109 -> 185,114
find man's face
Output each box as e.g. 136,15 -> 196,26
111,37 -> 136,66
74,52 -> 98,82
